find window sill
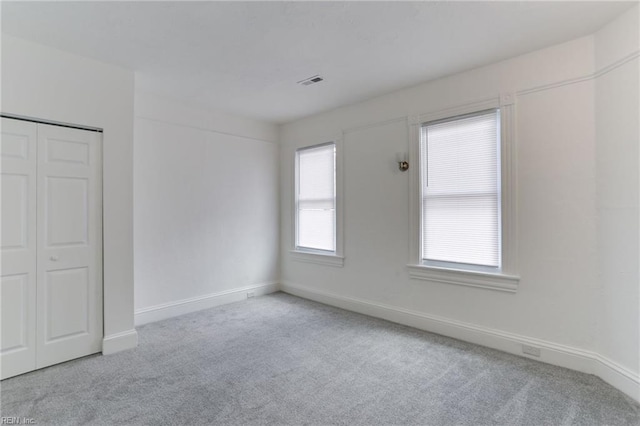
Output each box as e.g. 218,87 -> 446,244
407,264 -> 519,293
290,250 -> 344,267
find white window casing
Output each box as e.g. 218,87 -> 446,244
291,138 -> 344,267
408,95 -> 519,292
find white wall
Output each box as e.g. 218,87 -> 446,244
594,6 -> 640,399
133,92 -> 279,324
3,7 -> 637,402
280,19 -> 638,400
1,35 -> 137,353
281,33 -> 597,348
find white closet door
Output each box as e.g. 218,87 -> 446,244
1,118 -> 38,379
36,123 -> 102,369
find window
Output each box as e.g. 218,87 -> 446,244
295,143 -> 336,253
292,139 -> 344,267
420,109 -> 500,271
408,96 -> 519,292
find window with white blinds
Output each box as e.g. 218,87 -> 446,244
295,143 -> 336,252
420,109 -> 501,270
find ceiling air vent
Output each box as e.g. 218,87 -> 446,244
297,75 -> 324,86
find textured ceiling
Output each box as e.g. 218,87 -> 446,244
1,1 -> 635,124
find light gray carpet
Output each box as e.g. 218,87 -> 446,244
1,292 -> 639,425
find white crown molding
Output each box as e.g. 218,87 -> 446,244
517,49 -> 639,97
135,115 -> 276,144
318,49 -> 640,141
500,92 -> 515,106
594,50 -> 640,79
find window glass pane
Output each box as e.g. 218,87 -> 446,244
421,110 -> 500,268
298,209 -> 335,251
296,143 -> 336,252
299,146 -> 335,203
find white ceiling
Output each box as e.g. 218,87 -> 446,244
1,1 -> 635,124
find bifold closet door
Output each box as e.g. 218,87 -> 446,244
36,123 -> 102,370
1,118 -> 103,379
1,118 -> 38,379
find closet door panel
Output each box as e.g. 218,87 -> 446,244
36,123 -> 102,369
1,118 -> 37,379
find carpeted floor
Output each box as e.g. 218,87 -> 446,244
1,292 -> 639,425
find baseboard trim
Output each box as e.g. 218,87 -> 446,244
134,282 -> 279,326
102,329 -> 138,355
280,282 -> 639,403
594,354 -> 640,403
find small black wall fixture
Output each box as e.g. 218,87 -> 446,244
397,152 -> 409,172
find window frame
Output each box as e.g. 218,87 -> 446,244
407,95 -> 519,292
291,138 -> 344,267
420,108 -> 502,272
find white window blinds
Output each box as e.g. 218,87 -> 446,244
296,143 -> 336,252
420,109 -> 501,268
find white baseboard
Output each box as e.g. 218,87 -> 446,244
102,329 -> 138,355
593,354 -> 640,403
281,282 -> 640,403
134,282 -> 279,326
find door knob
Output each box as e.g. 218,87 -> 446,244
50,255 -> 59,261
